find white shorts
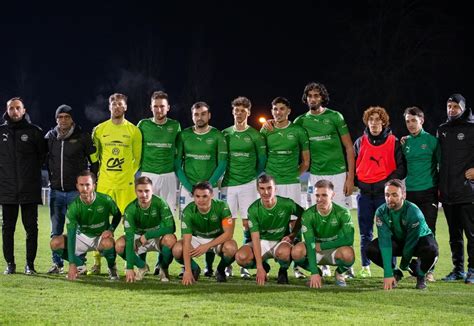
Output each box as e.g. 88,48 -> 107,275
245,240 -> 290,260
314,248 -> 338,265
75,233 -> 102,256
141,171 -> 178,214
276,183 -> 301,220
308,173 -> 351,209
191,236 -> 222,254
134,234 -> 162,255
220,180 -> 259,219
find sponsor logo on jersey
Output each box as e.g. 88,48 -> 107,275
231,152 -> 250,158
287,133 -> 295,140
457,133 -> 465,140
167,126 -> 174,133
106,157 -> 125,171
205,138 -> 214,145
187,154 -> 211,160
421,143 -> 427,150
244,136 -> 252,143
20,134 -> 28,141
97,206 -> 104,213
310,135 -> 331,141
2,133 -> 8,141
375,216 -> 382,227
112,148 -> 120,155
147,142 -> 172,148
330,218 -> 338,226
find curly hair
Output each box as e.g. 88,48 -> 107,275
362,106 -> 390,127
302,82 -> 329,106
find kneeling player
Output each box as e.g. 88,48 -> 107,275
291,180 -> 355,288
50,171 -> 121,281
235,174 -> 304,285
367,179 -> 439,290
115,176 -> 177,282
173,181 -> 237,285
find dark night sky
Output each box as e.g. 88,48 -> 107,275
1,0 -> 472,137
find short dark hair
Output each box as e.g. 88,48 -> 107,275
109,93 -> 128,104
257,174 -> 275,186
76,170 -> 97,184
192,181 -> 213,195
231,96 -> 251,110
302,82 -> 329,106
403,106 -> 424,119
6,97 -> 25,107
151,90 -> 168,101
271,96 -> 291,108
384,179 -> 406,193
315,179 -> 334,191
191,101 -> 210,112
135,176 -> 153,187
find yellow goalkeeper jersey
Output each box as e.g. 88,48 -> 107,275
91,119 -> 142,189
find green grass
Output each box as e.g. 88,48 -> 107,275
0,206 -> 473,325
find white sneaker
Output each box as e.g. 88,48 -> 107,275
225,265 -> 233,277
77,265 -> 88,275
335,271 -> 347,287
345,267 -> 355,279
240,267 -> 251,279
321,265 -> 332,277
294,266 -> 307,279
135,264 -> 150,281
159,267 -> 170,282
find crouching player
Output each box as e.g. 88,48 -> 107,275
50,171 -> 121,280
235,174 -> 304,285
291,180 -> 355,288
367,179 -> 439,290
115,176 -> 177,282
173,181 -> 237,285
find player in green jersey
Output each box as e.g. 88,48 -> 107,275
172,181 -> 237,285
137,91 -> 181,277
175,102 -> 228,277
235,174 -> 304,285
291,180 -> 355,288
49,171 -> 121,281
221,96 -> 266,279
115,176 -> 177,282
90,93 -> 142,274
402,106 -> 440,281
367,179 -> 439,290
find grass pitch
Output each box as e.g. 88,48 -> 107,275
0,206 -> 473,325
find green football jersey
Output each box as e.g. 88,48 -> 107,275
294,109 -> 349,175
402,129 -> 440,191
260,122 -> 309,185
248,196 -> 304,241
176,127 -> 228,187
181,199 -> 232,238
138,118 -> 181,174
123,195 -> 176,269
222,126 -> 266,187
375,200 -> 432,277
302,203 -> 354,274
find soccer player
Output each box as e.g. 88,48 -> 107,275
175,101 -> 228,276
367,179 -> 438,290
235,174 -> 304,285
49,171 -> 122,281
402,106 -> 440,281
137,90 -> 180,275
221,96 -> 266,278
172,181 -> 237,285
115,176 -> 177,282
90,93 -> 142,274
291,180 -> 355,288
260,96 -> 309,279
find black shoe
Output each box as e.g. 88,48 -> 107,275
178,266 -> 185,279
393,269 -> 404,282
442,270 -> 465,281
215,268 -> 227,282
416,275 -> 427,290
277,268 -> 289,284
262,261 -> 271,274
25,265 -> 37,275
192,266 -> 201,281
408,259 -> 419,277
153,265 -> 160,276
4,263 -> 16,275
204,267 -> 214,277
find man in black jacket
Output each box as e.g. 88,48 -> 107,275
45,104 -> 96,273
438,94 -> 474,284
0,97 -> 47,275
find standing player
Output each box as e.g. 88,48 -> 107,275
235,174 -> 304,285
367,179 -> 438,290
49,171 -> 122,281
175,101 -> 228,276
90,93 -> 142,274
402,106 -> 440,281
294,82 -> 356,278
291,180 -> 355,288
115,176 -> 177,282
221,96 -> 266,278
172,182 -> 237,285
137,91 -> 180,275
261,96 -> 309,279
